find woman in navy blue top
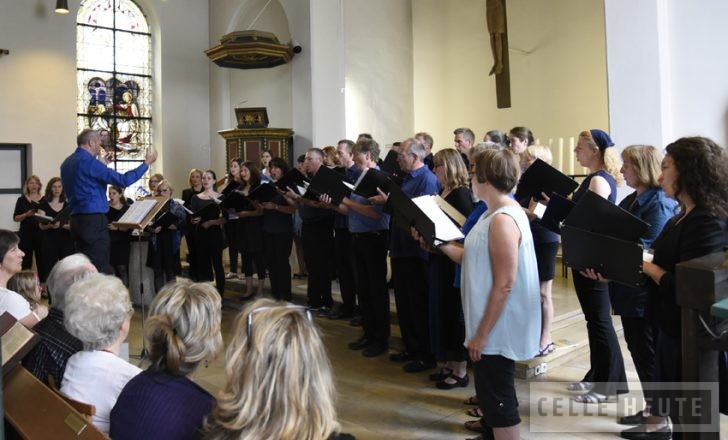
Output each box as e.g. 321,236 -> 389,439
567,129 -> 628,403
110,280 -> 223,440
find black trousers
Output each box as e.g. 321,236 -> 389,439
224,219 -> 242,273
352,231 -> 389,346
265,231 -> 293,301
70,213 -> 110,273
428,252 -> 467,362
647,329 -> 683,439
194,225 -> 225,295
302,218 -> 334,308
391,256 -> 432,361
621,315 -> 656,397
335,228 -> 357,313
19,229 -> 43,272
573,270 -> 628,396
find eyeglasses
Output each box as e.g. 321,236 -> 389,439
247,304 -> 313,347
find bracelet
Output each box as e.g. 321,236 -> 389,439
31,311 -> 40,321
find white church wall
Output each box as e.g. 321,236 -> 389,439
0,0 -> 211,201
343,0 -> 414,147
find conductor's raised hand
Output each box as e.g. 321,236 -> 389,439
144,148 -> 158,165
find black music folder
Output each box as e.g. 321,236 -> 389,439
220,180 -> 241,197
191,202 -> 222,222
514,159 -> 579,206
564,190 -> 649,242
561,225 -> 645,287
540,193 -> 575,234
34,207 -> 69,225
351,167 -> 395,198
150,211 -> 177,229
388,185 -> 464,247
275,168 -> 309,195
303,166 -> 352,205
380,150 -> 404,177
247,182 -> 279,203
218,191 -> 253,211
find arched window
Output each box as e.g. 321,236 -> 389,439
76,0 -> 152,197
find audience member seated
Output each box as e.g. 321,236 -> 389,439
110,279 -> 222,440
0,229 -> 48,328
8,270 -> 43,312
61,273 -> 141,435
203,298 -> 354,440
22,253 -> 95,384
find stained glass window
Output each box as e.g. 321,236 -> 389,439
76,0 -> 152,198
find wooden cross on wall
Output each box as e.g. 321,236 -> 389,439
487,0 -> 510,108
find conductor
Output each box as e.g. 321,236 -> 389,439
61,128 -> 157,273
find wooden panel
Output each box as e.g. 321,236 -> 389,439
243,140 -> 261,163
4,365 -> 108,439
268,140 -> 281,158
226,140 -> 240,164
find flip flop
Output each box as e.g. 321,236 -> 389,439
466,407 -> 484,418
536,342 -> 555,357
566,381 -> 593,391
463,395 -> 479,406
574,391 -> 613,404
464,419 -> 483,433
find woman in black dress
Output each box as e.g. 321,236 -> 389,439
181,169 -> 203,281
236,162 -> 266,298
190,170 -> 226,296
107,185 -> 131,287
223,159 -> 244,280
622,137 -> 728,440
426,148 -> 474,390
13,175 -> 43,270
259,158 -> 296,301
37,177 -> 73,282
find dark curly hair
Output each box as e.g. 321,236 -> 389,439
665,136 -> 728,218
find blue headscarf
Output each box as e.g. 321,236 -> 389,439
589,129 -> 614,151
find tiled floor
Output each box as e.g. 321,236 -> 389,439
125,273 -> 727,440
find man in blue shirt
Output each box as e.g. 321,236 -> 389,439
61,128 -> 156,273
371,138 -> 439,372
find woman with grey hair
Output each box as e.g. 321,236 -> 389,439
61,273 -> 141,435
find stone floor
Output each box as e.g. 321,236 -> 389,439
125,272 -> 727,440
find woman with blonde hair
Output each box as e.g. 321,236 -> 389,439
519,145 -> 559,357
427,149 -> 473,389
565,129 -> 627,403
581,145 -> 677,426
110,280 -> 223,440
13,175 -> 44,270
182,168 -> 204,280
204,298 -> 353,440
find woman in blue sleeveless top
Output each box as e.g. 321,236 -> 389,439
567,129 -> 629,403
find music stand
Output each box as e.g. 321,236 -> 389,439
112,196 -> 168,363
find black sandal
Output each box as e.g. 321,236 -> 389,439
436,373 -> 469,389
428,367 -> 453,381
